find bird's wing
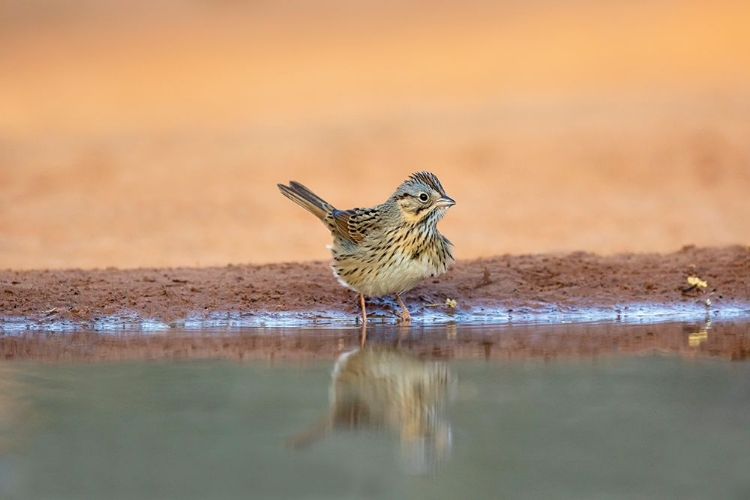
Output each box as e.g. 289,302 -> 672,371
331,208 -> 381,244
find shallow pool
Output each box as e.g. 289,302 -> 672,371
1,323 -> 749,499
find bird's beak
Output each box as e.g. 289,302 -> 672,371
436,195 -> 456,208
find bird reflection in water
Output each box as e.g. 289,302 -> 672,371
287,345 -> 455,474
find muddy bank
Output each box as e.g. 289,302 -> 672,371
1,246 -> 748,329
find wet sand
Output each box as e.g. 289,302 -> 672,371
3,245 -> 748,325
2,246 -> 749,361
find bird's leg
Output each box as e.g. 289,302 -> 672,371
395,294 -> 411,323
358,293 -> 367,324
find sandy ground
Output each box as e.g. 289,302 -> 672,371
3,245 -> 749,324
2,246 -> 748,361
1,1 -> 750,270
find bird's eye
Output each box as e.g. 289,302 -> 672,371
418,193 -> 429,202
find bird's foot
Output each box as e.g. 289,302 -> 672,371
396,308 -> 411,323
395,294 -> 411,323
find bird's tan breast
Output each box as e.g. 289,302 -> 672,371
329,234 -> 452,296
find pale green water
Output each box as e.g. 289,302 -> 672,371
1,346 -> 750,499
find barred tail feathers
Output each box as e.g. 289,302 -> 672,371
277,181 -> 335,222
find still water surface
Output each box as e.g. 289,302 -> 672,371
1,323 -> 749,499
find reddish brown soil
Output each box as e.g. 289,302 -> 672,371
3,245 -> 748,324
2,246 -> 749,361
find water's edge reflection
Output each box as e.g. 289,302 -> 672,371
287,345 -> 454,474
1,320 -> 748,362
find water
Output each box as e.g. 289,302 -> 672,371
1,321 -> 750,499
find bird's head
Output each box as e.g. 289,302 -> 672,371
391,172 -> 455,225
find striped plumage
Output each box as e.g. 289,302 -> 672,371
278,172 -> 455,324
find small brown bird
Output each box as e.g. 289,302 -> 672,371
278,172 -> 455,323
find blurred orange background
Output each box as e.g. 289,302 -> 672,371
1,0 -> 749,270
